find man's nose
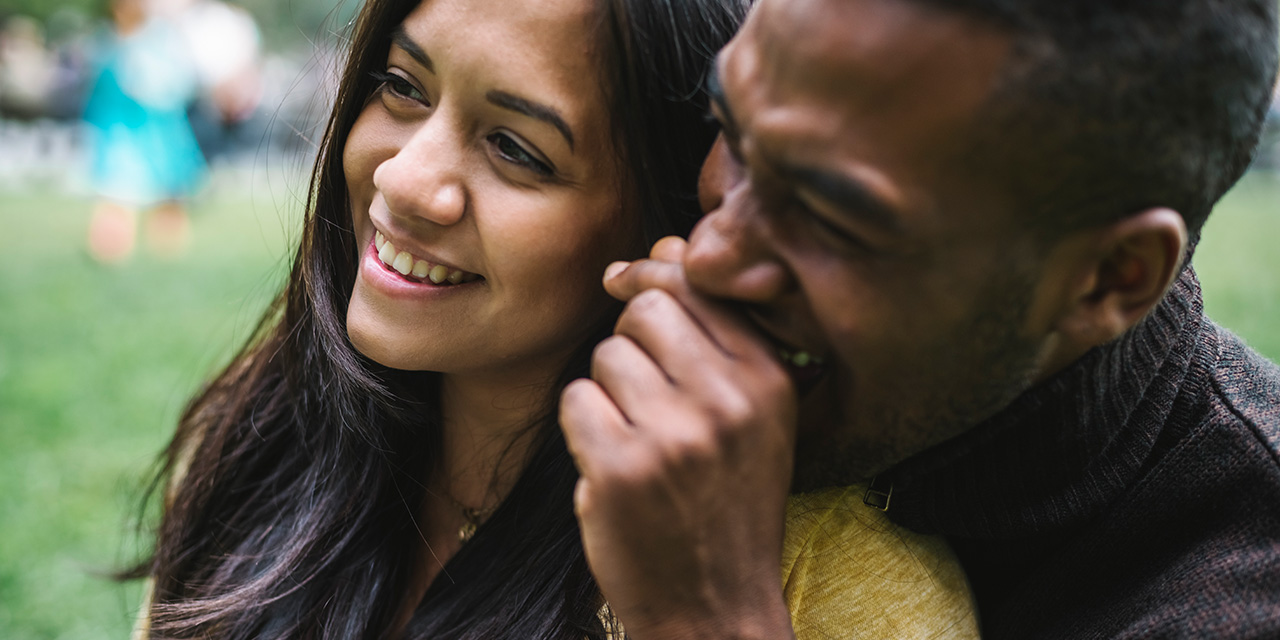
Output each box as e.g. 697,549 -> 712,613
697,135 -> 735,215
686,142 -> 793,303
374,114 -> 467,227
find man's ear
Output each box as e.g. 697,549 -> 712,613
1052,207 -> 1188,348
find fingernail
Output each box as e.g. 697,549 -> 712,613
604,261 -> 630,281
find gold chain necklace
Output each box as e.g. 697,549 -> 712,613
457,506 -> 495,542
445,494 -> 498,543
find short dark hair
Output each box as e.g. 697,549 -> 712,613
926,0 -> 1279,236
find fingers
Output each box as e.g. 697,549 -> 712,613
602,235 -> 691,302
559,378 -> 632,476
617,287 -> 780,373
603,257 -> 687,302
608,291 -> 730,387
604,251 -> 773,366
589,334 -> 676,411
648,235 -> 688,262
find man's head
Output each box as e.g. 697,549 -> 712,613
688,0 -> 1279,486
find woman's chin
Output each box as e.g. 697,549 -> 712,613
348,325 -> 430,372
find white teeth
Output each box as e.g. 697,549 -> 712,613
411,259 -> 430,278
374,232 -> 476,285
378,238 -> 397,265
428,264 -> 449,284
392,251 -> 413,275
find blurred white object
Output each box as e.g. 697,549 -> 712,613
176,0 -> 263,122
0,16 -> 57,118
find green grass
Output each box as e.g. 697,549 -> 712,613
0,168 -> 305,639
1195,171 -> 1280,358
0,167 -> 1276,639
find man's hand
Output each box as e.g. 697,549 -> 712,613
560,237 -> 799,640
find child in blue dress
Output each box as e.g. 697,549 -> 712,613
82,0 -> 205,263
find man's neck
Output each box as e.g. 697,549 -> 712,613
883,265 -> 1211,538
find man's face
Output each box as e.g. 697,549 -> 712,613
690,0 -> 1064,485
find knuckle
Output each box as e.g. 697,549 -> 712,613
590,336 -> 636,378
632,258 -> 679,288
656,428 -> 720,473
558,379 -> 592,420
744,362 -> 797,409
626,288 -> 675,317
597,450 -> 662,492
592,335 -> 632,362
706,385 -> 759,430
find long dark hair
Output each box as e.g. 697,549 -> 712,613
130,0 -> 748,638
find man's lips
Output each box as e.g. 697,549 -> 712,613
742,309 -> 829,387
740,313 -> 829,392
776,344 -> 829,393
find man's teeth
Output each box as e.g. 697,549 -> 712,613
778,348 -> 824,368
374,231 -> 476,285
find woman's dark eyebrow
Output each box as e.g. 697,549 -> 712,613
391,26 -> 434,72
486,90 -> 576,151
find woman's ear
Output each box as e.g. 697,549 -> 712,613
1053,207 -> 1189,348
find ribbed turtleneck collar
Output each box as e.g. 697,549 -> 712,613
885,266 -> 1218,539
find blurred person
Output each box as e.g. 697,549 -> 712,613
560,0 -> 1280,638
0,15 -> 57,119
176,0 -> 265,165
125,0 -> 978,638
82,0 -> 205,264
44,7 -> 99,122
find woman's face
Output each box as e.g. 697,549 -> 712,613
344,0 -> 634,383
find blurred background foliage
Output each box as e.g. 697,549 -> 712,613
0,0 -> 359,50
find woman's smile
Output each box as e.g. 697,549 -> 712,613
358,236 -> 485,304
342,0 -> 634,379
370,230 -> 481,286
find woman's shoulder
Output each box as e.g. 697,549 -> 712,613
781,485 -> 979,639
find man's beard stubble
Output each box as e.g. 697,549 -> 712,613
789,268 -> 1043,493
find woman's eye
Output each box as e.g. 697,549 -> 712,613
488,133 -> 554,177
369,70 -> 427,104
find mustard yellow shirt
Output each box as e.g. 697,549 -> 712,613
781,485 -> 979,639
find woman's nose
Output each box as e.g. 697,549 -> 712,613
373,116 -> 467,227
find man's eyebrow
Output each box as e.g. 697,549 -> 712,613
391,26 -> 433,72
486,90 -> 575,151
785,165 -> 903,234
706,58 -> 897,233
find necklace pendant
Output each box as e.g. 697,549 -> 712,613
459,520 -> 477,542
